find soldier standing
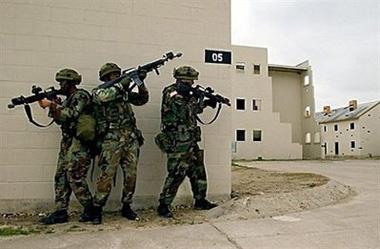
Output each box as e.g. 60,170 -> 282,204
91,63 -> 148,224
38,69 -> 95,224
156,66 -> 218,218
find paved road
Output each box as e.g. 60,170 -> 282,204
1,160 -> 379,249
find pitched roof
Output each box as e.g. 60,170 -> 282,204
315,101 -> 380,124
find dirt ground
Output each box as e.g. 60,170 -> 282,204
0,163 -> 351,236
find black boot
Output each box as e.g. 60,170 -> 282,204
157,203 -> 173,218
78,204 -> 95,222
92,206 -> 102,225
194,199 -> 218,210
39,210 -> 68,225
121,204 -> 138,220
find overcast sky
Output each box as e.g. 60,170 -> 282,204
231,0 -> 379,111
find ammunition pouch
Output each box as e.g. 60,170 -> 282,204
155,132 -> 174,153
76,113 -> 96,142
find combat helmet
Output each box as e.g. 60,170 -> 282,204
99,62 -> 121,81
55,68 -> 82,85
173,66 -> 199,80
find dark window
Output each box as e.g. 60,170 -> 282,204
236,99 -> 245,110
323,126 -> 327,132
252,99 -> 262,111
253,64 -> 260,74
350,123 -> 355,130
334,124 -> 338,131
235,63 -> 245,71
253,130 -> 262,141
236,130 -> 246,141
351,141 -> 355,148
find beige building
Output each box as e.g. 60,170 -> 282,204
0,0 -> 232,212
231,45 -> 320,160
315,100 -> 380,158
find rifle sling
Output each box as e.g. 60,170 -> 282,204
24,104 -> 54,128
196,103 -> 222,125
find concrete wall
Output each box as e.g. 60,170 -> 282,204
0,0 -> 232,212
358,104 -> 380,157
230,46 -> 302,160
270,63 -> 321,159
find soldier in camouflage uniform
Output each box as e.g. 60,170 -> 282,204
38,69 -> 95,224
91,63 -> 148,224
156,66 -> 218,218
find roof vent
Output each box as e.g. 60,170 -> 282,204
323,105 -> 331,115
349,100 -> 358,111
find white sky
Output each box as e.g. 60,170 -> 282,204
231,0 -> 380,111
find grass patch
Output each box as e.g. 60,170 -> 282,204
0,226 -> 31,236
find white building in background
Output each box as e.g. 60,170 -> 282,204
315,100 -> 380,158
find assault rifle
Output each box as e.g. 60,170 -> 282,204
177,83 -> 231,106
8,85 -> 63,127
176,83 -> 230,124
98,51 -> 182,89
8,85 -> 63,109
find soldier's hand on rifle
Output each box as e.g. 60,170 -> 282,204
138,69 -> 147,81
204,99 -> 217,109
38,98 -> 52,109
115,78 -> 131,92
52,96 -> 62,105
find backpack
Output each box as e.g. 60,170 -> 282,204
75,90 -> 97,143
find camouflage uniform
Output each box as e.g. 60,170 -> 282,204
158,83 -> 208,205
51,88 -> 93,211
92,77 -> 148,208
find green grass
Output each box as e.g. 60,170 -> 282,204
0,226 -> 31,236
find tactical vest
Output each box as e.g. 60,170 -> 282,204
97,94 -> 137,132
60,89 -> 87,136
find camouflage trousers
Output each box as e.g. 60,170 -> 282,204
55,136 -> 93,211
93,129 -> 140,207
159,144 -> 207,205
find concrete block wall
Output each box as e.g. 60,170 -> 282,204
0,0 -> 232,212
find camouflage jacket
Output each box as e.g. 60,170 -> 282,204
92,77 -> 149,133
161,83 -> 205,135
49,89 -> 92,137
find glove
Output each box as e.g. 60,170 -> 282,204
138,69 -> 147,81
115,78 -> 131,91
204,99 -> 217,109
38,98 -> 52,109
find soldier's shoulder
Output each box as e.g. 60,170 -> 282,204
75,88 -> 91,101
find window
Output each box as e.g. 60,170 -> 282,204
350,122 -> 355,130
252,99 -> 262,111
304,106 -> 311,117
305,133 -> 311,144
314,132 -> 321,144
351,141 -> 355,148
323,126 -> 327,132
253,64 -> 260,74
235,62 -> 245,71
253,130 -> 262,141
304,75 -> 310,86
236,130 -> 246,141
334,124 -> 338,131
236,98 -> 245,110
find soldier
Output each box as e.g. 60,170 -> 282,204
38,69 -> 95,224
156,66 -> 218,218
91,63 -> 148,224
